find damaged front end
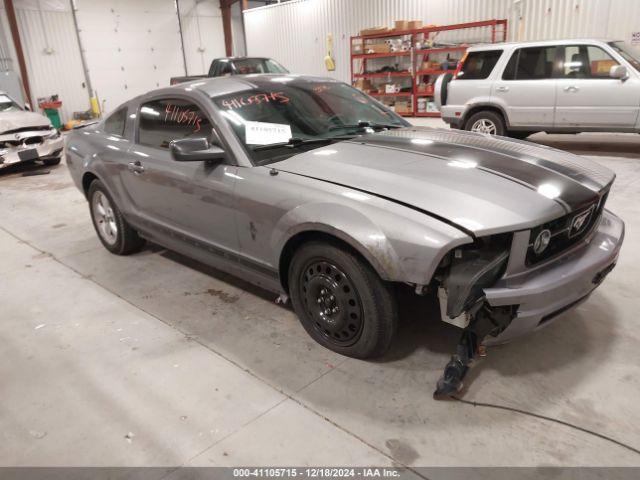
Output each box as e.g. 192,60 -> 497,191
0,125 -> 63,168
432,233 -> 517,398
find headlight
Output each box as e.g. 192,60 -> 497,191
48,129 -> 60,139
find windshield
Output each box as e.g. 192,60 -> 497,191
233,58 -> 289,75
0,94 -> 21,112
608,41 -> 640,72
213,80 -> 408,164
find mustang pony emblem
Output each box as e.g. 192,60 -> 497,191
569,205 -> 595,237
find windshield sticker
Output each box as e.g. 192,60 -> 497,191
221,92 -> 290,111
164,104 -> 202,132
245,121 -> 292,145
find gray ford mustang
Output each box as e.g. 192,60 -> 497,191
65,74 -> 624,397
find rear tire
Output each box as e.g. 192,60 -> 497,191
42,157 -> 61,166
88,179 -> 145,255
288,241 -> 398,359
465,110 -> 506,136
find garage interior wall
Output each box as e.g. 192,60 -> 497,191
0,0 -> 88,122
243,0 -> 640,84
179,0 -> 226,76
0,0 -> 226,120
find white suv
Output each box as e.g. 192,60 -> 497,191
435,39 -> 640,139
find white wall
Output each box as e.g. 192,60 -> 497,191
75,0 -> 185,113
0,0 -> 226,119
244,0 -> 640,84
0,0 -> 89,122
179,0 -> 226,75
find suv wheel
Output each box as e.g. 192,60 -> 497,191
88,180 -> 145,255
288,241 -> 398,359
465,111 -> 505,136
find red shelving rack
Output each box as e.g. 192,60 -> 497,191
350,19 -> 507,117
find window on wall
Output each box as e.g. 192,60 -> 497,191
138,98 -> 213,149
561,45 -> 619,78
457,50 -> 502,80
502,46 -> 558,80
103,107 -> 128,136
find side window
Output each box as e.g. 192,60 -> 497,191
138,98 -> 213,149
561,45 -> 619,79
457,50 -> 502,80
504,46 -> 557,80
104,107 -> 127,136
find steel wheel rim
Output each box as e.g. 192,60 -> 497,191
92,191 -> 118,245
299,259 -> 364,346
471,119 -> 497,135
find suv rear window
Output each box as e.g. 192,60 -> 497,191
457,50 -> 502,80
502,46 -> 558,80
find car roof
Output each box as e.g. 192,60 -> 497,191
171,74 -> 341,98
468,38 -> 620,51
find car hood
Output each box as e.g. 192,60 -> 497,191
272,127 -> 614,236
0,110 -> 51,133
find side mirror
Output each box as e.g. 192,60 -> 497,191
170,137 -> 226,162
610,64 -> 628,80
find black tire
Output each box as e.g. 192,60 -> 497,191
87,179 -> 145,255
464,110 -> 506,136
508,131 -> 535,140
42,157 -> 61,166
288,241 -> 398,359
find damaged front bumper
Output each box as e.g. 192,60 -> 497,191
0,131 -> 64,168
483,209 -> 624,345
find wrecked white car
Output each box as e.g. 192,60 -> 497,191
0,93 -> 63,169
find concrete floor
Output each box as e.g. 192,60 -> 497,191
1,120 -> 640,468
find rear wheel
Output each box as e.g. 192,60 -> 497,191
88,180 -> 145,255
288,241 -> 398,359
465,110 -> 505,136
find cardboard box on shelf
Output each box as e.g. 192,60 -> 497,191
408,20 -> 423,29
394,101 -> 412,114
354,78 -> 373,92
360,26 -> 389,36
394,20 -> 409,31
365,43 -> 391,54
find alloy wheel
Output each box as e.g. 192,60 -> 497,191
471,118 -> 498,135
92,191 -> 118,245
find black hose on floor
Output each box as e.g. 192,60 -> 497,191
451,396 -> 640,457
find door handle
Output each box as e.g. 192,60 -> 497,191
127,161 -> 145,174
563,85 -> 579,92
496,86 -> 509,92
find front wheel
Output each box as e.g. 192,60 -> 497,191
465,110 -> 506,136
288,241 -> 398,359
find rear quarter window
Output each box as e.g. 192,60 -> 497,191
103,107 -> 127,137
457,50 -> 502,80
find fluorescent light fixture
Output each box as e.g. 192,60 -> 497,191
140,106 -> 160,117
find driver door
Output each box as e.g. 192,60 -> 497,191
120,96 -> 240,253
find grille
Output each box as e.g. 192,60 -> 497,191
526,190 -> 609,266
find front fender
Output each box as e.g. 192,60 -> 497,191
272,202 -> 402,280
272,201 -> 473,285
